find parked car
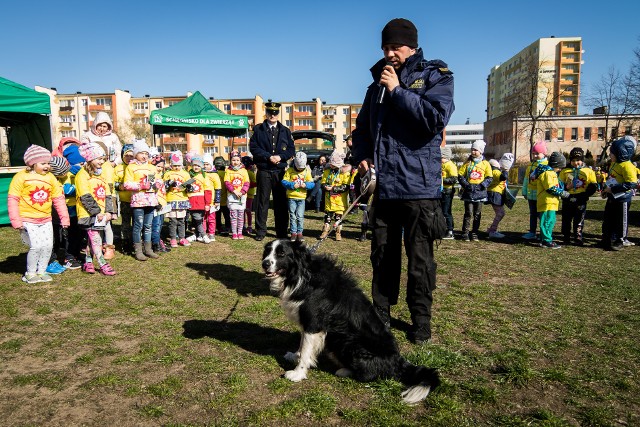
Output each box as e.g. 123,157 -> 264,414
291,130 -> 335,168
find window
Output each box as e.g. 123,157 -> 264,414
611,128 -> 618,139
544,129 -> 551,141
155,102 -> 162,109
60,100 -> 75,108
297,105 -> 315,113
61,130 -> 77,138
584,127 -> 591,141
167,101 -> 179,106
223,104 -> 231,111
285,106 -> 292,113
237,103 -> 252,111
60,115 -> 76,123
597,127 -> 605,140
625,126 -> 632,135
81,99 -> 88,106
298,119 -> 314,126
285,120 -> 292,127
95,98 -> 111,106
133,102 -> 148,110
224,146 -> 230,154
343,108 -> 349,115
571,128 -> 578,141
557,128 -> 564,142
343,122 -> 348,128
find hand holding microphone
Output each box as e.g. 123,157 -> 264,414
377,61 -> 398,103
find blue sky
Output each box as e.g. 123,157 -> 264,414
2,0 -> 639,125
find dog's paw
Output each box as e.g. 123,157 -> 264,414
335,368 -> 353,378
284,351 -> 300,364
284,369 -> 307,382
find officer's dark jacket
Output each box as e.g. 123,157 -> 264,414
249,121 -> 295,171
351,48 -> 455,200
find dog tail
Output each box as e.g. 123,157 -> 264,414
398,360 -> 440,404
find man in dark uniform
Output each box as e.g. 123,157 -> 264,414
249,101 -> 295,240
351,18 -> 455,344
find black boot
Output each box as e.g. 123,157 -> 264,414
356,224 -> 368,242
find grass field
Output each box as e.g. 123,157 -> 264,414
0,199 -> 638,426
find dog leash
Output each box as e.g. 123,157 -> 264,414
309,167 -> 376,253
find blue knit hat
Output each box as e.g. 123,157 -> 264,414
63,144 -> 85,165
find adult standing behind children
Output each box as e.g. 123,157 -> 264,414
351,18 -> 454,344
249,101 -> 295,241
80,112 -> 122,166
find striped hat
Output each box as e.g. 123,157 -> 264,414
49,156 -> 70,176
24,145 -> 52,166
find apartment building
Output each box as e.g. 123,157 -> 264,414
484,113 -> 640,163
443,123 -> 483,152
487,37 -> 583,121
35,88 -> 361,159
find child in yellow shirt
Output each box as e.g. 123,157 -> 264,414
457,140 -> 493,241
534,152 -> 569,249
282,152 -> 315,242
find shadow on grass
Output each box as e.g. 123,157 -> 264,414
185,262 -> 270,297
0,254 -> 27,274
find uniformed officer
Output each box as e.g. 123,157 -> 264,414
249,101 -> 295,240
351,18 -> 455,344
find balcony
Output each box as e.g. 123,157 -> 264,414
323,114 -> 334,121
59,121 -> 74,128
59,106 -> 74,113
293,111 -> 313,118
162,136 -> 184,143
323,128 -> 335,133
133,109 -> 147,115
293,125 -> 312,131
231,109 -> 252,115
88,104 -> 111,112
231,137 -> 248,143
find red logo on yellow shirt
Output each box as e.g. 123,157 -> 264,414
29,186 -> 51,206
190,182 -> 201,193
94,184 -> 106,201
232,177 -> 242,187
469,170 -> 482,180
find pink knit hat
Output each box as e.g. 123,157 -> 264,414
24,145 -> 52,166
532,141 -> 547,155
79,142 -> 106,162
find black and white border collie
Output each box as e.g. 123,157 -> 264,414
261,239 -> 440,404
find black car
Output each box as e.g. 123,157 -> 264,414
291,130 -> 335,168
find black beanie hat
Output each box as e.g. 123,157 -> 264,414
548,152 -> 567,169
569,147 -> 584,161
381,18 -> 418,48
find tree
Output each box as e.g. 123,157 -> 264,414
113,118 -> 152,146
583,65 -> 639,162
500,58 -> 569,160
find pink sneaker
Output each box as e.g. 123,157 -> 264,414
179,238 -> 191,247
82,262 -> 95,274
238,234 -> 244,240
232,234 -> 238,240
99,264 -> 116,276
170,239 -> 178,248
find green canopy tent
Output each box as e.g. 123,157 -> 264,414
1,77 -> 53,225
149,91 -> 249,149
0,76 -> 53,166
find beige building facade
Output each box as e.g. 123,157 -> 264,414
487,37 -> 583,121
484,112 -> 640,163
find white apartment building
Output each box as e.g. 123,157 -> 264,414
444,123 -> 483,151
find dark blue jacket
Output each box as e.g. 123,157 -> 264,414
351,48 -> 455,200
249,121 -> 295,171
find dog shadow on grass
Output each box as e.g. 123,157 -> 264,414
182,319 -> 307,371
185,262 -> 270,297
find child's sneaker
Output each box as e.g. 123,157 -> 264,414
196,236 -> 204,243
64,258 -> 82,270
488,231 -> 505,239
290,234 -> 297,242
232,234 -> 239,240
297,233 -> 305,243
179,238 -> 191,247
38,274 -> 53,282
471,233 -> 479,241
522,232 -> 537,240
207,234 -> 216,241
46,261 -> 67,275
462,233 -> 470,242
99,264 -> 116,276
247,227 -> 253,235
186,235 -> 197,243
82,262 -> 96,274
238,234 -> 244,240
159,240 -> 171,252
540,241 -> 561,249
202,235 -> 212,244
170,239 -> 179,248
442,230 -> 454,240
22,273 -> 41,284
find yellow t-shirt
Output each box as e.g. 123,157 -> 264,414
558,166 -> 597,195
247,169 -> 257,198
536,169 -> 561,212
322,168 -> 351,213
441,160 -> 458,189
75,167 -> 109,219
114,164 -> 131,203
283,166 -> 313,200
458,159 -> 492,185
487,168 -> 506,194
206,171 -> 222,205
163,169 -> 191,203
8,170 -> 63,220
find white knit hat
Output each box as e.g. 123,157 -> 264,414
294,151 -> 307,169
489,159 -> 500,169
471,140 -> 486,154
132,138 -> 149,156
499,153 -> 514,170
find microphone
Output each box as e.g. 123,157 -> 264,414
376,61 -> 393,104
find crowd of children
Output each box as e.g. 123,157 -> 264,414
7,134 -> 640,282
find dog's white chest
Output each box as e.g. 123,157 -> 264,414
280,299 -> 303,325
